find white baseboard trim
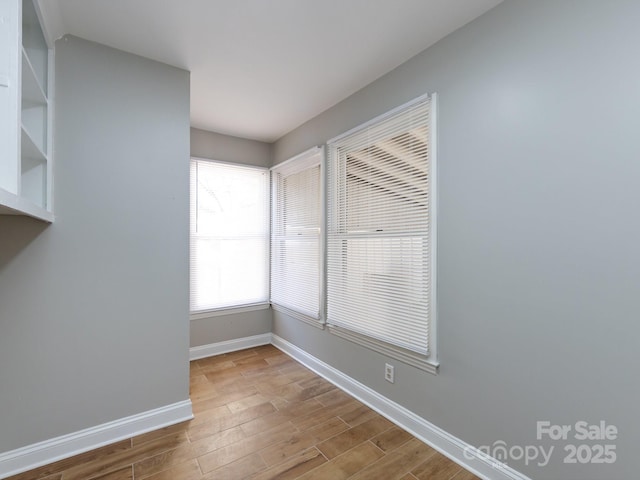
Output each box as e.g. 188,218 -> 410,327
0,400 -> 193,480
271,334 -> 531,480
189,333 -> 272,361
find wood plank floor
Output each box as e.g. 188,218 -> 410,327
7,345 -> 480,480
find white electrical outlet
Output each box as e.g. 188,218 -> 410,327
384,363 -> 395,383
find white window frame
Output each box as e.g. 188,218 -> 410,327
270,146 -> 325,328
189,157 -> 270,318
326,93 -> 438,374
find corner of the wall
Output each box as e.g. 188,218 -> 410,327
35,0 -> 67,47
189,333 -> 272,361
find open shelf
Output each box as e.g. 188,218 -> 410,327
0,0 -> 53,221
20,125 -> 48,209
21,96 -> 48,156
21,0 -> 48,94
21,156 -> 47,209
0,186 -> 53,221
21,48 -> 47,105
21,125 -> 46,161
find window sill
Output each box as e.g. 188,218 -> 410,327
271,303 -> 325,330
328,325 -> 439,375
190,303 -> 270,321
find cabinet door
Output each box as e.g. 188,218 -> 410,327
0,0 -> 20,194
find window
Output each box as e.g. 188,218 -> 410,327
270,147 -> 324,327
190,159 -> 269,313
326,93 -> 438,373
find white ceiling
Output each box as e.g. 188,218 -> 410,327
39,0 -> 501,142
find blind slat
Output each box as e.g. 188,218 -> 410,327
327,95 -> 433,356
190,159 -> 270,312
270,148 -> 323,321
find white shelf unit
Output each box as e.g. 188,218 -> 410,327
0,0 -> 53,222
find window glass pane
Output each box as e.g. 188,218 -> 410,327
190,160 -> 269,312
327,95 -> 434,357
270,149 -> 323,322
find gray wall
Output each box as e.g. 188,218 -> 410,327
0,36 -> 191,452
189,128 -> 272,347
191,127 -> 271,168
272,2 -> 639,479
190,309 -> 271,347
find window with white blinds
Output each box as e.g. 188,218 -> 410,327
270,147 -> 324,327
326,93 -> 438,372
190,159 -> 270,313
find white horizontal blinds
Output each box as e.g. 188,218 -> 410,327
190,159 -> 270,312
271,150 -> 322,320
327,95 -> 432,355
